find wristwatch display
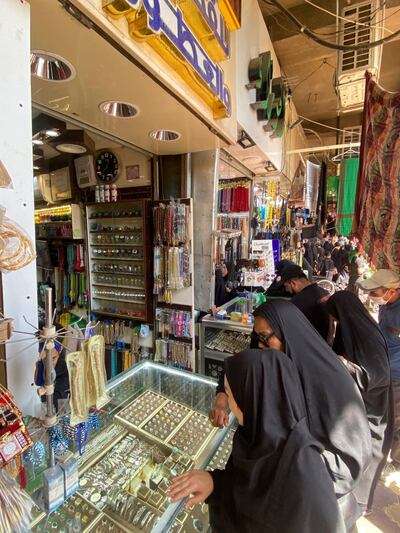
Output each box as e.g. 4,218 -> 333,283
86,200 -> 151,322
27,362 -> 236,533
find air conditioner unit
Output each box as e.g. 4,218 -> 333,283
337,1 -> 383,112
33,174 -> 54,204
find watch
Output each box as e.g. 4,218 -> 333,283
95,150 -> 119,183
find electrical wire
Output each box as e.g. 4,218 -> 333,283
266,0 -> 400,51
291,58 -> 336,94
262,0 -> 389,38
313,3 -> 396,37
297,115 -> 362,135
303,0 -> 394,35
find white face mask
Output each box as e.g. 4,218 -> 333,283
369,290 -> 390,306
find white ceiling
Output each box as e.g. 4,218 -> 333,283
30,0 -> 225,156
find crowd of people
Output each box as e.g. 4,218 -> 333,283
170,238 -> 400,532
301,235 -> 368,291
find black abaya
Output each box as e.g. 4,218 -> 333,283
326,291 -> 393,510
208,349 -> 345,533
252,301 -> 372,502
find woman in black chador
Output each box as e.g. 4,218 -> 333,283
169,349 -> 346,533
250,300 -> 372,530
326,291 -> 393,514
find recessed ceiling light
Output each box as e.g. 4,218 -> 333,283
149,130 -> 180,141
31,50 -> 76,82
56,143 -> 87,154
32,139 -> 44,146
99,101 -> 139,118
45,129 -> 61,138
33,165 -> 40,170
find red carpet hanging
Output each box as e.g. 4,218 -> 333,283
353,73 -> 400,269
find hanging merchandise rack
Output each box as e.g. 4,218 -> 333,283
152,199 -> 195,371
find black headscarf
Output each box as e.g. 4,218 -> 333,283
326,291 -> 390,392
265,260 -> 294,298
325,291 -> 393,508
215,267 -> 227,307
253,300 -> 371,496
219,349 -> 345,532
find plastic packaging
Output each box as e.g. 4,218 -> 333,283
66,351 -> 88,425
104,184 -> 110,203
0,469 -> 34,531
0,160 -> 13,189
111,184 -> 118,202
86,335 -> 110,409
0,208 -> 35,272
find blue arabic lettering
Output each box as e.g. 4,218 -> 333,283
125,0 -> 231,116
176,9 -> 200,69
144,0 -> 162,32
206,0 -> 218,33
194,0 -> 230,58
126,0 -> 143,8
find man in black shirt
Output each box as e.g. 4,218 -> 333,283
280,264 -> 330,340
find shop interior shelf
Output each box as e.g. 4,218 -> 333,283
35,220 -> 72,225
92,309 -> 146,321
93,296 -> 145,305
90,230 -> 142,234
204,348 -> 233,360
88,216 -> 143,221
89,243 -> 144,247
92,282 -> 145,290
91,271 -> 144,277
91,257 -> 143,262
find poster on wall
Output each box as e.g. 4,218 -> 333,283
251,240 -> 275,274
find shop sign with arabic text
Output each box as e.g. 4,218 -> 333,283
247,51 -> 286,138
103,0 -> 233,119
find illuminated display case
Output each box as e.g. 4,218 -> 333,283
199,297 -> 253,380
30,362 -> 235,533
35,204 -> 85,240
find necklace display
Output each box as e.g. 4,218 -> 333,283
153,201 -> 191,301
155,308 -> 191,338
154,339 -> 192,370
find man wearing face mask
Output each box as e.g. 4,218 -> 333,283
360,269 -> 400,468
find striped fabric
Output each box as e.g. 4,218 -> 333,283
353,73 -> 400,270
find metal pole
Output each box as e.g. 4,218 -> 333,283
44,287 -> 55,467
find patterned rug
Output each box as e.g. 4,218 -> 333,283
353,72 -> 400,270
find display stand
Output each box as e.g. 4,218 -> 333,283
42,287 -> 58,466
152,199 -> 196,371
29,362 -> 236,533
86,199 -> 152,322
199,297 -> 253,378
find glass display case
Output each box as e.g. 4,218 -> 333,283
29,362 -> 235,533
86,200 -> 152,322
199,297 -> 253,379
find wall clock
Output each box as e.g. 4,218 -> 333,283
95,150 -> 119,183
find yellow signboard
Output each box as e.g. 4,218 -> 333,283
103,0 -> 233,119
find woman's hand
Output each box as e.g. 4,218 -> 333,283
167,470 -> 214,509
209,393 -> 229,428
